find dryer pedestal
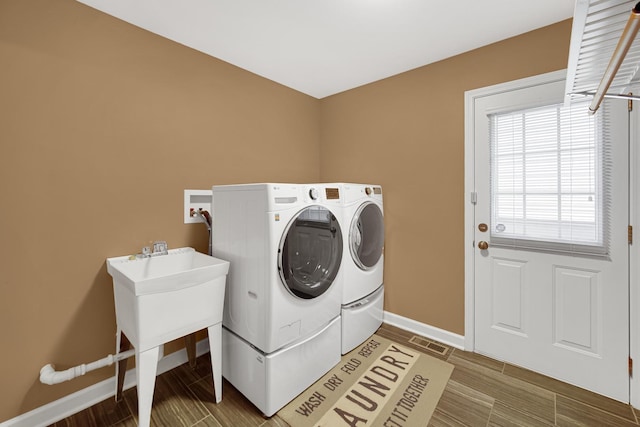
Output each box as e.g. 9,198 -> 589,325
341,285 -> 384,354
222,316 -> 341,417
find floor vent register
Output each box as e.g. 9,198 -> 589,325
409,335 -> 450,356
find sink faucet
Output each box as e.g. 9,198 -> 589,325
152,241 -> 168,256
136,241 -> 168,259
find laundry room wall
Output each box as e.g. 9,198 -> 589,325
318,20 -> 572,336
1,0 -> 575,422
0,0 -> 320,422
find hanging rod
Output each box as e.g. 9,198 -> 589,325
574,90 -> 640,101
588,2 -> 640,114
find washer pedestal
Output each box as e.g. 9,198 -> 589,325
341,285 -> 384,354
222,316 -> 341,417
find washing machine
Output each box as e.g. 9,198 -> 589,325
337,183 -> 385,354
211,183 -> 344,416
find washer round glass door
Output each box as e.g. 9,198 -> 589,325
279,206 -> 343,299
350,202 -> 384,270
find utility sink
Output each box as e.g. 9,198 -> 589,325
106,247 -> 230,427
106,247 -> 230,350
107,247 -> 229,296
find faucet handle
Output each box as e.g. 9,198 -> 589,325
153,241 -> 168,255
141,246 -> 151,256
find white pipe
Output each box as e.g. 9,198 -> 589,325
39,349 -> 136,385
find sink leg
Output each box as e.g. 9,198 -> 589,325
115,330 -> 131,402
207,324 -> 222,403
185,333 -> 197,369
136,346 -> 160,427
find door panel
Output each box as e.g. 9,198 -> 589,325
491,257 -> 527,336
472,77 -> 629,401
553,266 -> 599,353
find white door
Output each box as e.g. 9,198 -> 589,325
471,74 -> 630,401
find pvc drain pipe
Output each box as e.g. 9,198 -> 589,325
39,349 -> 135,385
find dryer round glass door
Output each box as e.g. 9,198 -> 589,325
350,202 -> 384,270
279,205 -> 343,299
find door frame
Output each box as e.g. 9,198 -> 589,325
463,69 -> 640,406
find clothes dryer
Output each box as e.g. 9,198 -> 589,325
211,183 -> 344,416
336,183 -> 385,354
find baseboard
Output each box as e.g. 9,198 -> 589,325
0,339 -> 211,427
383,310 -> 465,350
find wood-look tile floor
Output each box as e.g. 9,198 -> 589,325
49,323 -> 640,426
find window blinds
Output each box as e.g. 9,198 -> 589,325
489,99 -> 611,257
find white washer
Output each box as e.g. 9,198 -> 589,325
337,183 -> 385,354
211,183 -> 344,416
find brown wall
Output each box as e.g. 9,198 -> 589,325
0,0 -> 572,421
319,20 -> 572,335
0,0 -> 319,421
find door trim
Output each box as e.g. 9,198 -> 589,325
463,69 -> 637,405
630,92 -> 640,408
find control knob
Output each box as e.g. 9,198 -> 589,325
309,188 -> 319,200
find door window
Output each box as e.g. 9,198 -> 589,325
489,99 -> 610,256
279,206 -> 342,299
350,202 -> 384,270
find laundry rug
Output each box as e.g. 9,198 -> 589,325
277,334 -> 454,427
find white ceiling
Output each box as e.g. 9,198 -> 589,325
76,0 -> 576,99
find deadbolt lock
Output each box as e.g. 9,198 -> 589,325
478,223 -> 488,232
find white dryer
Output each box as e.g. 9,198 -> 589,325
211,183 -> 344,416
337,183 -> 385,354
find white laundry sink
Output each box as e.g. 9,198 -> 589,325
106,247 -> 230,427
106,247 -> 230,351
107,247 -> 229,296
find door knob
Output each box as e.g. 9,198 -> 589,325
478,241 -> 489,250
